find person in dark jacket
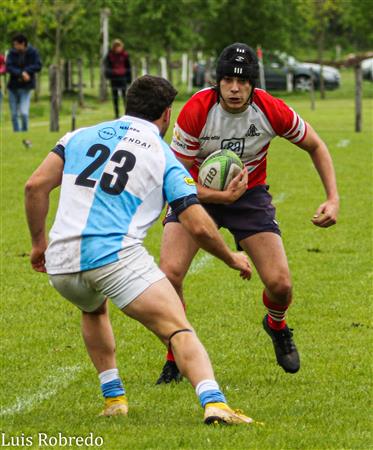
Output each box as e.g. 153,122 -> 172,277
104,39 -> 132,118
6,34 -> 42,132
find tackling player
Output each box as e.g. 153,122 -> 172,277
156,43 -> 339,383
25,75 -> 254,425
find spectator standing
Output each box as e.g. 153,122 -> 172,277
6,34 -> 42,132
104,39 -> 131,118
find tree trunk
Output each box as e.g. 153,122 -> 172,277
49,65 -> 59,132
89,59 -> 95,88
99,8 -> 110,101
355,63 -> 362,132
55,11 -> 62,110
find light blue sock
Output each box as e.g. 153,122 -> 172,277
195,380 -> 226,408
99,368 -> 125,398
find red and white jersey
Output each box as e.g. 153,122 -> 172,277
171,87 -> 307,189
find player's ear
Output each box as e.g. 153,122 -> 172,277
164,106 -> 172,123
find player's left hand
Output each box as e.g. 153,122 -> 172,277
30,245 -> 47,272
311,199 -> 339,228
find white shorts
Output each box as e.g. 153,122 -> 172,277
48,245 -> 165,312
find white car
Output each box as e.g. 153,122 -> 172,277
362,58 -> 373,81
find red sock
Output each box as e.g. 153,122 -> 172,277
262,291 -> 288,331
166,300 -> 186,362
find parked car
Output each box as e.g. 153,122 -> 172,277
362,58 -> 373,81
264,52 -> 341,91
192,51 -> 341,92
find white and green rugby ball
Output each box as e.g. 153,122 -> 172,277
198,149 -> 243,190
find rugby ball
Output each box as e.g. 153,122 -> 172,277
198,149 -> 243,190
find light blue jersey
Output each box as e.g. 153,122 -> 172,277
45,116 -> 196,274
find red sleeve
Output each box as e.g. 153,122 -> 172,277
253,89 -> 307,144
171,88 -> 218,160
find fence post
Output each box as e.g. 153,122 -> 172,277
71,102 -> 77,131
355,63 -> 362,132
77,58 -> 84,107
181,53 -> 188,85
49,64 -> 59,132
310,69 -> 315,111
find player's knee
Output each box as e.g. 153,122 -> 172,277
83,300 -> 108,316
267,276 -> 292,304
160,262 -> 185,294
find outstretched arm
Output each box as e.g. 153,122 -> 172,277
24,153 -> 63,272
296,123 -> 339,228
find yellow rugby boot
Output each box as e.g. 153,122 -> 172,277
204,402 -> 253,425
99,395 -> 128,417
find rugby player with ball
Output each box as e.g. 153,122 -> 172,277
156,43 -> 339,383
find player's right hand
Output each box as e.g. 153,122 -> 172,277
224,169 -> 248,204
229,252 -> 252,280
30,245 -> 47,273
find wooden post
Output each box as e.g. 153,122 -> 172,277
159,57 -> 168,79
71,102 -> 77,131
355,63 -> 362,132
181,53 -> 188,85
99,8 -> 110,101
141,57 -> 148,76
89,59 -> 95,89
187,58 -> 193,93
131,61 -> 137,82
77,58 -> 84,107
33,73 -> 40,102
49,64 -> 59,132
310,69 -> 315,111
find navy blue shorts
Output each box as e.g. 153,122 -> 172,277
164,185 -> 281,250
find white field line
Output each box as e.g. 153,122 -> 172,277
336,139 -> 350,148
272,192 -> 286,205
0,365 -> 82,416
189,253 -> 213,274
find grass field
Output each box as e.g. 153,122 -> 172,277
0,69 -> 372,449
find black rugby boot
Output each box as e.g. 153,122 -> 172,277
155,360 -> 183,385
262,315 -> 300,373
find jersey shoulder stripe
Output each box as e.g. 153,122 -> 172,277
252,89 -> 306,143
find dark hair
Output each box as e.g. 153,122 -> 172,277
126,75 -> 177,121
12,34 -> 28,46
216,43 -> 259,87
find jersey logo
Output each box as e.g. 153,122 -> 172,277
245,124 -> 260,137
221,138 -> 245,157
98,127 -> 117,140
184,176 -> 195,186
235,56 -> 245,62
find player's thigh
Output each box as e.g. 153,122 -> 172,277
91,246 -> 166,311
122,278 -> 191,343
239,232 -> 291,288
49,273 -> 106,313
160,222 -> 199,280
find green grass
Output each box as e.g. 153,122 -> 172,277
0,68 -> 372,449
